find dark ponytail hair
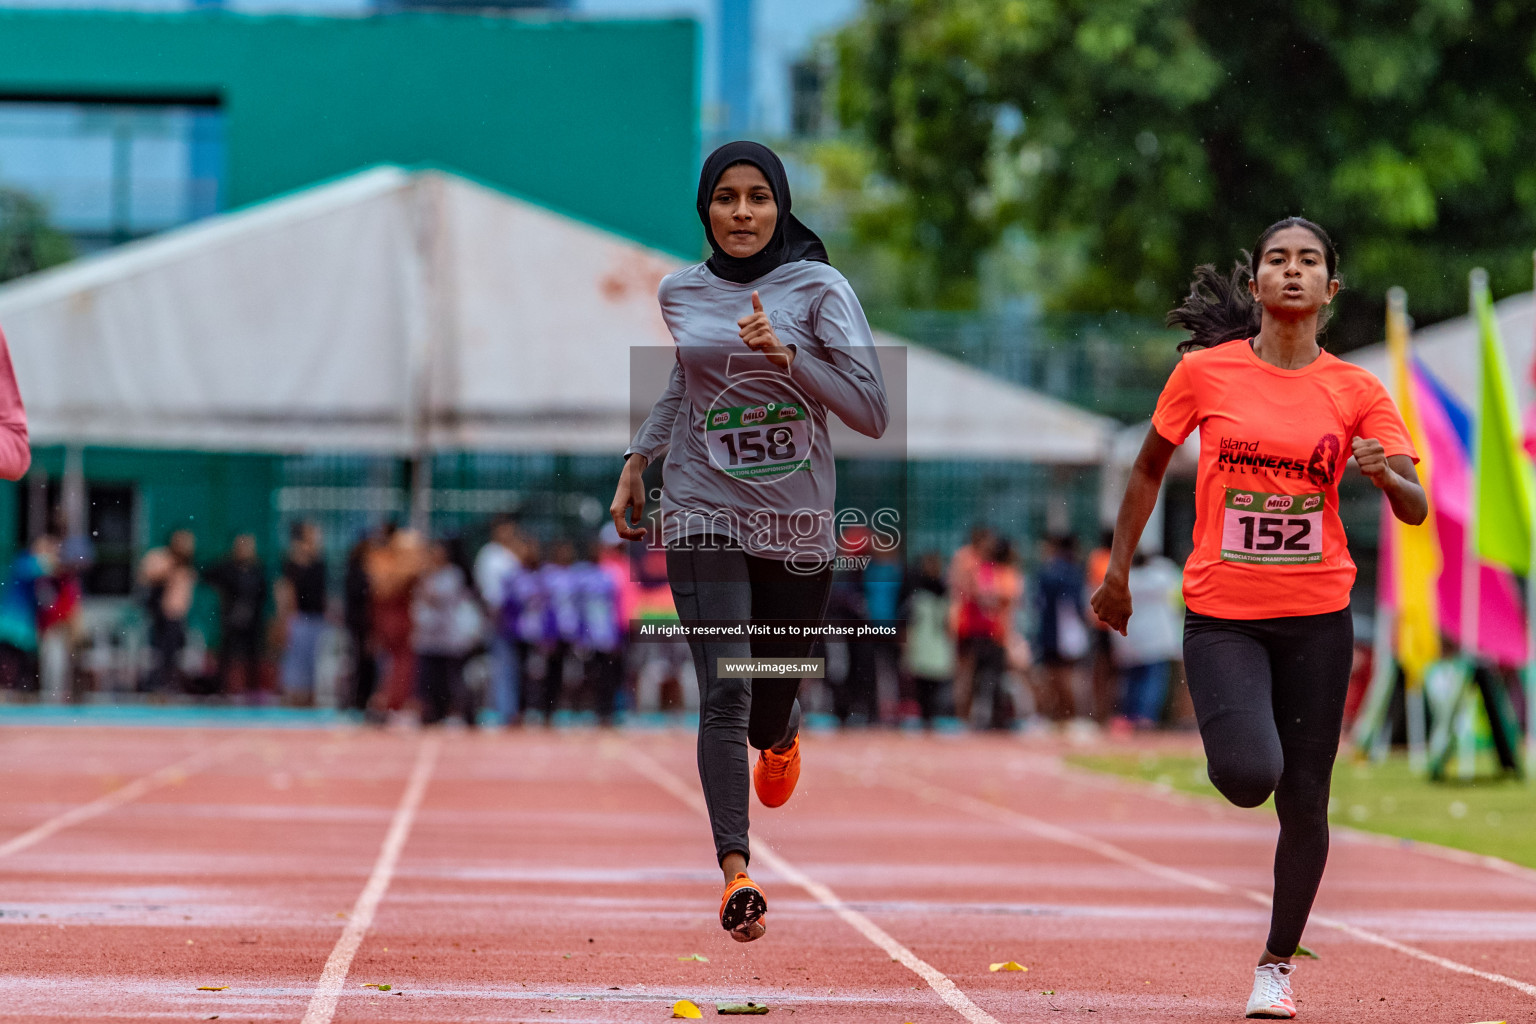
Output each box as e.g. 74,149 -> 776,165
1167,217 -> 1340,353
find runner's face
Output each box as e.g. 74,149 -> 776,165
1249,226 -> 1338,318
709,164 -> 778,258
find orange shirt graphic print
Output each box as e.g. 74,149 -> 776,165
1305,434 -> 1341,487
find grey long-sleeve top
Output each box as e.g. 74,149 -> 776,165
625,260 -> 888,561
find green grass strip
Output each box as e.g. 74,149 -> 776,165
1065,751 -> 1536,871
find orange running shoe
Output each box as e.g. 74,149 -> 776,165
753,737 -> 801,808
719,872 -> 767,942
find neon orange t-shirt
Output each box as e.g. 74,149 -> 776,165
1152,339 -> 1415,620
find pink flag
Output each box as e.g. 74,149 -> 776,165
1412,363 -> 1527,666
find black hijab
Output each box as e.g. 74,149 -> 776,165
696,140 -> 830,284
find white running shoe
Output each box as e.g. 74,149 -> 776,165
1245,961 -> 1297,1019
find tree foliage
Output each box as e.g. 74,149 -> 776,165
0,188 -> 73,285
836,0 -> 1536,342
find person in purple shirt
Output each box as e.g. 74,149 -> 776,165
500,538 -> 547,724
531,540 -> 581,725
572,541 -> 624,725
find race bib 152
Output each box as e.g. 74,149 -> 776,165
705,401 -> 812,479
1220,488 -> 1325,565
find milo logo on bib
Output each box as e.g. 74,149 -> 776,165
705,401 -> 812,480
1220,488 -> 1325,565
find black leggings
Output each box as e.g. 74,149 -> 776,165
666,542 -> 834,865
1183,608 -> 1353,959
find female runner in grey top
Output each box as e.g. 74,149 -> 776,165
610,141 -> 887,943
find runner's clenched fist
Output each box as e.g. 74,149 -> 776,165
1351,437 -> 1390,488
738,291 -> 794,370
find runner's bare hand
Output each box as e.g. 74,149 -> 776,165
1351,437 -> 1391,488
738,291 -> 794,370
1090,576 -> 1132,636
610,455 -> 649,540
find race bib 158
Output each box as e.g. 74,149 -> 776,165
705,402 -> 812,479
1220,488 -> 1324,565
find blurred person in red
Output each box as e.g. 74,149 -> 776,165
946,523 -> 995,722
205,533 -> 268,698
38,530 -> 86,699
138,529 -> 197,693
595,523 -> 639,630
367,524 -> 426,717
960,535 -> 1025,729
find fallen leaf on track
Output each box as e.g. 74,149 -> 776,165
716,1003 -> 769,1015
677,953 -> 710,962
989,961 -> 1027,972
195,986 -> 228,991
671,999 -> 703,1018
1293,944 -> 1319,959
360,983 -> 392,991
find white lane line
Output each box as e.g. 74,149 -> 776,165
905,778 -> 1536,1000
300,734 -> 440,1024
0,738 -> 244,860
629,749 -> 1002,1024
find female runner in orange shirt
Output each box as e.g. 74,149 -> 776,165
1092,218 -> 1426,1020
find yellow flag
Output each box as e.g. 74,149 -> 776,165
1386,288 -> 1440,685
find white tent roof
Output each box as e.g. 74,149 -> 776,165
0,166 -> 1113,463
1348,290 -> 1536,409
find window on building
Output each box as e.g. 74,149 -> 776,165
15,478 -> 140,597
790,57 -> 828,139
83,484 -> 138,596
0,98 -> 225,254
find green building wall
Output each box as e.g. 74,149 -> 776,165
0,9 -> 706,642
0,10 -> 702,257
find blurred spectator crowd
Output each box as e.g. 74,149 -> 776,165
0,516 -> 1200,734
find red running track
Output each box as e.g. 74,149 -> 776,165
0,724 -> 1533,1023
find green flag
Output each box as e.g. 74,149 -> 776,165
1473,273 -> 1536,574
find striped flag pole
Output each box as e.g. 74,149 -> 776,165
1464,271 -> 1485,669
